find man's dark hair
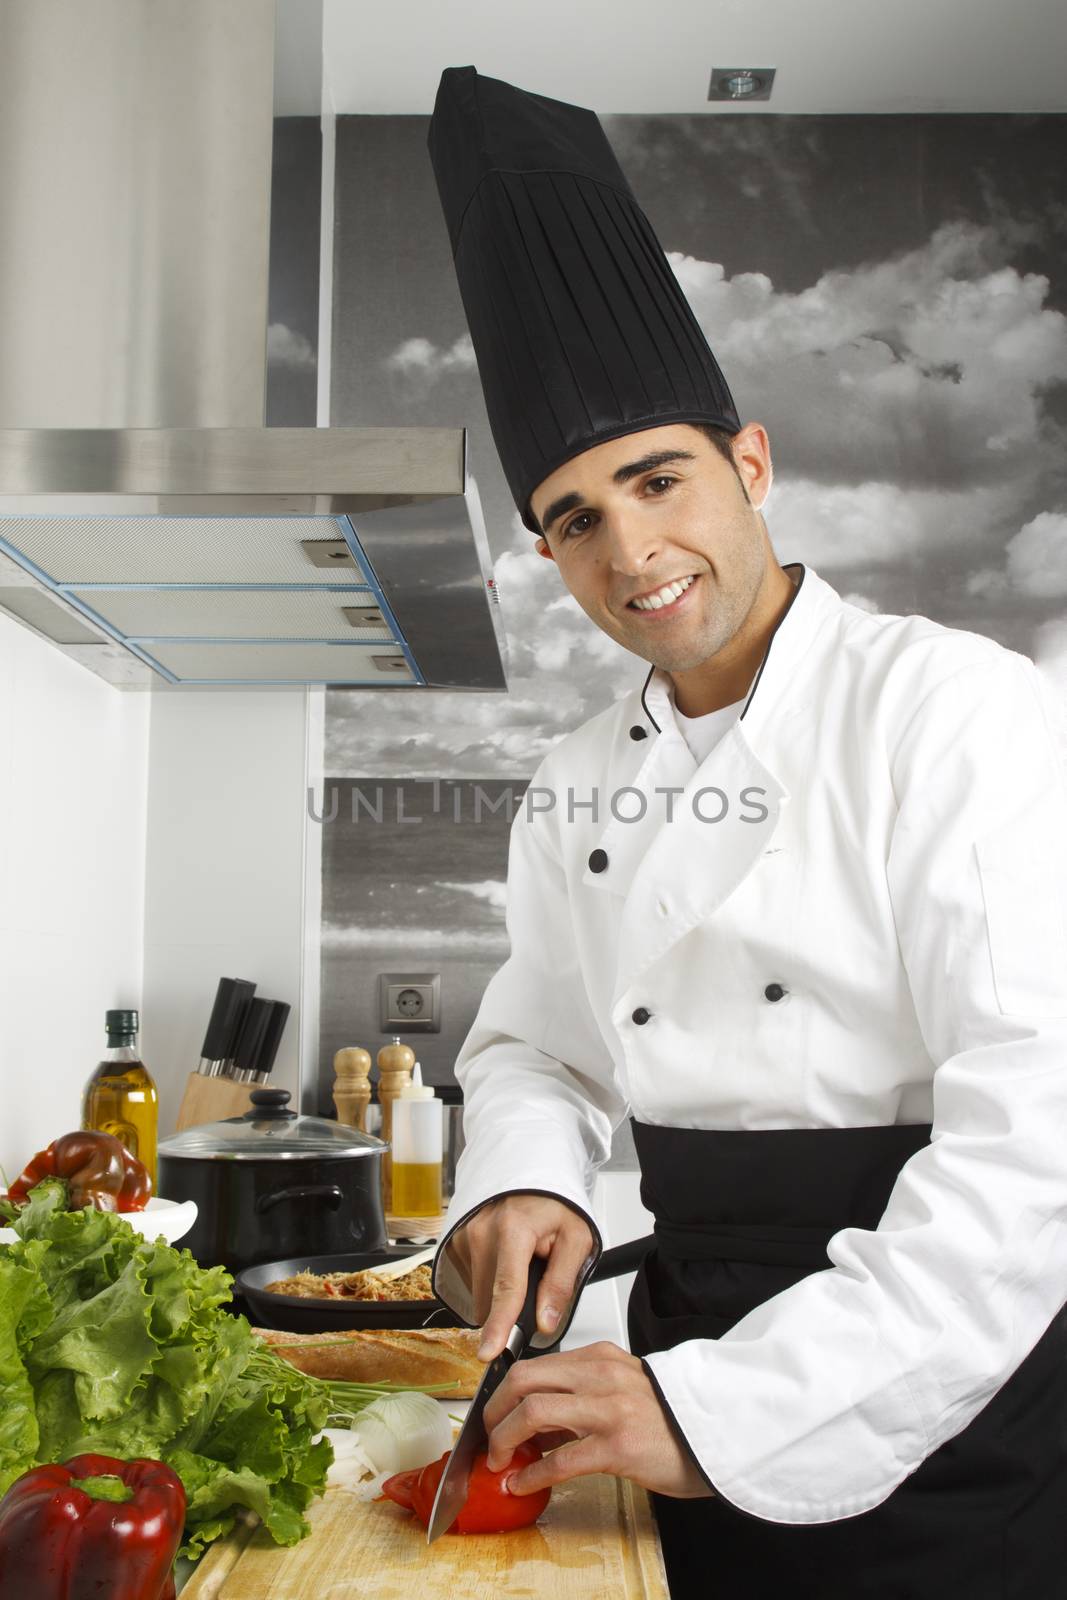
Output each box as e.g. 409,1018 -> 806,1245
693,421 -> 742,474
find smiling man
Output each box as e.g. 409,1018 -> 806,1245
530,421 -> 794,717
426,67 -> 1067,1600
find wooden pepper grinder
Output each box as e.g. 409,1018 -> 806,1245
332,1047 -> 373,1132
377,1035 -> 415,1212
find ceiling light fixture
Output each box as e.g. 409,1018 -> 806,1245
708,67 -> 776,102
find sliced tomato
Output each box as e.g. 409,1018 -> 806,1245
380,1442 -> 550,1535
379,1467 -> 420,1511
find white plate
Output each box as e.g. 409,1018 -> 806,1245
0,1195 -> 198,1247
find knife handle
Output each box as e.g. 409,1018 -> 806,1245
515,1252 -> 549,1345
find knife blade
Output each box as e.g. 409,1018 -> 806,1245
426,1253 -> 547,1543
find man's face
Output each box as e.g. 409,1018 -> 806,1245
529,422 -> 775,676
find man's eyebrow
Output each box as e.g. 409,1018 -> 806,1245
539,449 -> 697,535
540,490 -> 583,537
613,448 -> 696,484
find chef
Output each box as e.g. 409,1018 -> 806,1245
426,66 -> 1067,1598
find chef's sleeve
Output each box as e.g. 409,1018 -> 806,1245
640,649 -> 1067,1523
432,773 -> 627,1342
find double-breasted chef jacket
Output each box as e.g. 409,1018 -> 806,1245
432,559 -> 1067,1526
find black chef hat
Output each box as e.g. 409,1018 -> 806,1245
427,66 -> 741,533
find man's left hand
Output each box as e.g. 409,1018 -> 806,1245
482,1341 -> 714,1499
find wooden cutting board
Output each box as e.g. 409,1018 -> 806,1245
182,1471 -> 669,1599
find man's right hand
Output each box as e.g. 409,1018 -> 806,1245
446,1193 -> 596,1362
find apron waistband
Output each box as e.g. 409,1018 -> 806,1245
631,1118 -> 934,1236
654,1218 -> 838,1269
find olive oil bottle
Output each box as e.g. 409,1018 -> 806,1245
82,1009 -> 159,1189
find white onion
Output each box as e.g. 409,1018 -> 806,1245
325,1428 -> 379,1492
347,1392 -> 452,1477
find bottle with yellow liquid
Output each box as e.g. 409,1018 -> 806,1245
390,1062 -> 443,1218
82,1008 -> 159,1190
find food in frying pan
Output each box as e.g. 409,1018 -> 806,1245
265,1263 -> 435,1301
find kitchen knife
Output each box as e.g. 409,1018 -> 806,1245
426,1253 -> 547,1543
422,1233 -> 658,1539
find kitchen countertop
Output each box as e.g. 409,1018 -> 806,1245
175,1170 -> 654,1593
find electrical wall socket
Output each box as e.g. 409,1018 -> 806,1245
378,972 -> 441,1033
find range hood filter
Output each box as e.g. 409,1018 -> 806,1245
0,515 -> 371,585
0,427 -> 508,690
0,513 -> 418,686
62,586 -> 395,643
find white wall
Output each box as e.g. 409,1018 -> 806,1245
142,689 -> 323,1139
0,611 -> 149,1180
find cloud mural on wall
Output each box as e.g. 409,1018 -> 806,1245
326,218 -> 1067,778
385,332 -> 476,380
980,511 -> 1067,600
671,221 -> 1067,507
267,322 -> 318,371
314,112 -> 1066,1106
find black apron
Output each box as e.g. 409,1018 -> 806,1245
627,1119 -> 1067,1600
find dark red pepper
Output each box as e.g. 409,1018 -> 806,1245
380,1441 -> 551,1534
7,1131 -> 151,1212
0,1454 -> 185,1600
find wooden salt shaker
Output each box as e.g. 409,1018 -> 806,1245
377,1036 -> 415,1212
332,1047 -> 373,1132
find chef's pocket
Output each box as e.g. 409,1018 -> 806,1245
975,811 -> 1067,1018
628,1256 -> 733,1353
629,1252 -> 793,1349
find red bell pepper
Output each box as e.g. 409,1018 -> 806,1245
380,1441 -> 551,1534
0,1454 -> 185,1600
7,1130 -> 151,1212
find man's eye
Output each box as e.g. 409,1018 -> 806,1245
562,512 -> 593,538
647,475 -> 676,493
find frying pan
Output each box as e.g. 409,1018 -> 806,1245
237,1233 -> 656,1335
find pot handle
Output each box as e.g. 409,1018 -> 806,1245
255,1184 -> 344,1214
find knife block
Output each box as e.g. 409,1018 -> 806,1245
175,1072 -> 255,1131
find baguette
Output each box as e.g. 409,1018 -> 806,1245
255,1326 -> 486,1397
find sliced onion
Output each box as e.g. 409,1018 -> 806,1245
347,1391 -> 452,1476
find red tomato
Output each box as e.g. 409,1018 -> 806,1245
379,1467 -> 419,1511
380,1441 -> 551,1535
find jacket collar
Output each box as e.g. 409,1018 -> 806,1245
638,561 -> 833,746
579,562 -> 843,997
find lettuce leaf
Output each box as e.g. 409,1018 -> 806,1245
0,1181 -> 333,1557
0,1255 -> 51,1489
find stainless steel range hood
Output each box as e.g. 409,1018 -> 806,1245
0,426 -> 506,689
0,0 -> 506,691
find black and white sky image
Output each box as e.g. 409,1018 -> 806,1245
296,107 -> 1067,1087
322,110 -> 1067,782
317,779 -> 518,1090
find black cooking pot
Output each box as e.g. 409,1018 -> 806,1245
157,1088 -> 388,1273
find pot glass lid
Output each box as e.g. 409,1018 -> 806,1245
157,1088 -> 387,1160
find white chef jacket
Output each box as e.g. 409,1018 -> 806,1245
673,689 -> 748,764
432,560 -> 1067,1524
